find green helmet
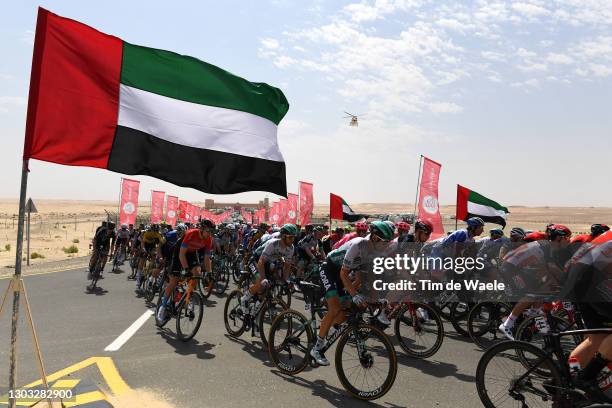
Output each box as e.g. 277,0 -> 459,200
370,221 -> 394,241
280,223 -> 298,236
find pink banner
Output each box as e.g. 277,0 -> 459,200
299,181 -> 313,226
287,193 -> 298,224
166,196 -> 178,227
270,201 -> 280,225
278,199 -> 288,225
150,190 -> 165,224
417,157 -> 445,239
178,200 -> 188,222
187,204 -> 199,223
119,178 -> 140,226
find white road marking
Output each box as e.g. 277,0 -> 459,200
104,310 -> 153,351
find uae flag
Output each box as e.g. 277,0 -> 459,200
24,8 -> 289,196
456,185 -> 509,227
330,193 -> 365,222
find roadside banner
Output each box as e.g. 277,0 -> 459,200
278,199 -> 287,225
270,201 -> 280,225
166,195 -> 178,227
178,200 -> 188,222
299,181 -> 313,226
417,157 -> 444,238
287,193 -> 298,224
119,178 -> 140,226
150,190 -> 165,224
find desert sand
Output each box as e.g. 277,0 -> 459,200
0,199 -> 610,269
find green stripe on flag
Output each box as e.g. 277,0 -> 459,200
468,190 -> 508,213
120,42 -> 289,125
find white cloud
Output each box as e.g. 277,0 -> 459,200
546,53 -> 574,64
273,55 -> 296,68
518,61 -> 548,72
589,63 -> 612,77
21,30 -> 34,45
516,48 -> 537,58
512,2 -> 550,19
260,38 -> 280,50
427,102 -> 463,113
481,50 -> 506,62
343,0 -> 422,23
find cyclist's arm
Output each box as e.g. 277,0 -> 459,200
257,256 -> 267,279
178,246 -> 189,269
203,254 -> 212,274
340,266 -> 357,296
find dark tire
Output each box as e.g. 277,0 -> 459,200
268,309 -> 314,375
214,262 -> 230,295
257,297 -> 288,349
200,273 -> 215,299
449,302 -> 472,337
467,301 -> 512,350
272,284 -> 292,309
335,324 -> 398,400
224,289 -> 247,337
475,340 -> 562,408
145,276 -> 158,303
176,291 -> 204,341
394,302 -> 444,359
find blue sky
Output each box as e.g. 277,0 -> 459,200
1,0 -> 611,206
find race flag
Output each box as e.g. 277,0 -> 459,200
150,190 -> 165,224
417,157 -> 444,238
299,181 -> 313,226
178,200 -> 188,222
456,185 -> 509,227
165,195 -> 178,227
330,193 -> 365,222
119,178 -> 139,226
23,8 -> 290,196
287,193 -> 298,225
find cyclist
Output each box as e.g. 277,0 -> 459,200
113,224 -> 130,263
430,216 -> 485,260
296,226 -> 325,278
498,227 -> 527,259
498,224 -> 573,339
157,219 -> 215,322
137,224 -> 165,288
240,224 -> 298,314
322,227 -> 345,254
332,222 -> 369,249
312,221 -> 395,366
89,222 -> 115,279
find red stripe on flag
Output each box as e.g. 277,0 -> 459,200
23,7 -> 123,168
330,193 -> 344,220
456,184 -> 470,221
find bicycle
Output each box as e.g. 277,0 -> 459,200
386,301 -> 445,359
154,273 -> 204,342
223,272 -> 288,349
200,253 -> 230,297
87,247 -> 107,292
267,290 -> 398,401
111,243 -> 127,273
475,301 -> 612,407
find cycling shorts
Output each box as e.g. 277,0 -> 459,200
578,303 -> 612,329
319,261 -> 350,300
170,252 -> 200,277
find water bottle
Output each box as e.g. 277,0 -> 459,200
597,363 -> 612,394
416,307 -> 429,321
568,356 -> 581,377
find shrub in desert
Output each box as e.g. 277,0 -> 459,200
62,245 -> 79,254
5,244 -> 10,251
72,238 -> 80,243
30,252 -> 45,259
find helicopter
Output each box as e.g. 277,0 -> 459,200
343,112 -> 366,127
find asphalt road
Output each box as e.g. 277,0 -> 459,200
0,265 -> 488,408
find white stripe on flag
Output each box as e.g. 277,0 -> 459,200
118,84 -> 284,162
342,204 -> 354,215
467,202 -> 508,219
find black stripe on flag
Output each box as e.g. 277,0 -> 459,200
108,125 -> 287,196
466,212 -> 507,227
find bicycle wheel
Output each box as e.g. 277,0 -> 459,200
232,260 -> 242,284
394,302 -> 444,359
335,324 -> 398,400
449,301 -> 472,337
268,309 -> 314,375
224,289 -> 247,337
476,340 -> 562,408
272,284 -> 292,309
257,297 -> 288,349
214,262 -> 230,295
515,315 -> 582,376
468,301 -> 512,350
145,276 -> 158,303
176,291 -> 204,341
155,284 -> 171,328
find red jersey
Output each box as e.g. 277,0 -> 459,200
332,232 -> 358,250
180,229 -> 213,252
570,233 -> 593,244
524,231 -> 548,242
592,230 -> 612,243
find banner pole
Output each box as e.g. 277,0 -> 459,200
413,155 -> 423,221
9,159 -> 29,408
117,178 -> 123,225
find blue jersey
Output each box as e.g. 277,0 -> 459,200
165,230 -> 179,246
430,229 -> 473,258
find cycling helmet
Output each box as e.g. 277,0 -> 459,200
199,218 -> 216,230
397,221 -> 410,232
259,223 -> 268,231
383,221 -> 396,233
176,223 -> 187,233
121,223 -> 128,230
591,224 -> 610,236
313,226 -> 324,233
490,228 -> 504,236
548,224 -> 571,240
151,224 -> 159,231
414,219 -> 433,233
466,217 -> 485,228
510,227 -> 526,238
107,222 -> 115,230
280,223 -> 298,236
370,221 -> 394,242
228,224 -> 235,230
355,222 -> 368,232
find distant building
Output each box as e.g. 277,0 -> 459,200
204,198 -> 269,212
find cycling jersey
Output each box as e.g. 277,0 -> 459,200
430,229 -> 474,258
570,233 -> 593,244
142,231 -> 165,245
180,229 -> 213,253
93,228 -> 114,249
116,229 -> 130,240
298,234 -> 319,256
332,232 -> 358,250
260,238 -> 294,264
524,231 -> 548,242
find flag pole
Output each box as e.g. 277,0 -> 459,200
455,184 -> 458,231
413,155 -> 423,221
